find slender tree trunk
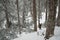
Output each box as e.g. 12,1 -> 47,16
38,0 -> 41,29
57,0 -> 60,26
45,0 -> 48,27
45,0 -> 57,39
45,0 -> 47,21
22,9 -> 25,28
22,0 -> 26,28
33,0 -> 37,31
16,0 -> 21,34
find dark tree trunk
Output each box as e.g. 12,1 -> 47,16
33,0 -> 37,31
45,0 -> 47,21
45,0 -> 57,39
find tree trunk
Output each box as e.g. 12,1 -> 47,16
16,0 -> 21,34
57,0 -> 60,26
22,9 -> 25,28
45,0 -> 47,21
45,0 -> 57,39
45,0 -> 48,27
38,0 -> 41,29
22,0 -> 26,28
33,0 -> 37,31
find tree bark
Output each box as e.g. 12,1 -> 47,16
45,0 -> 57,39
33,0 -> 37,31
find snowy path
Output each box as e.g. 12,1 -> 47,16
13,27 -> 60,40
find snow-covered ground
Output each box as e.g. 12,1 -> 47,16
13,27 -> 60,40
13,8 -> 60,40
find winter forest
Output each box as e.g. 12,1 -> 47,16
0,0 -> 60,40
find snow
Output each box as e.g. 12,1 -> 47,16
13,10 -> 60,40
40,12 -> 45,24
13,27 -> 46,40
56,6 -> 58,18
13,27 -> 60,40
13,30 -> 45,40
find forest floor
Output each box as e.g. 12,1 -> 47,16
13,26 -> 60,40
